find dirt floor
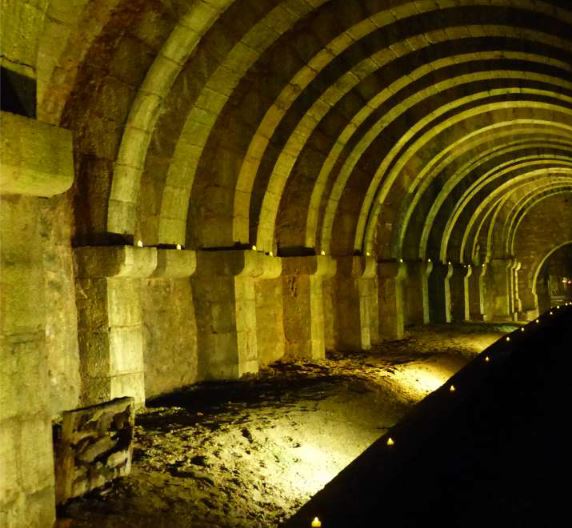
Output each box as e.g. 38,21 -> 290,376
60,322 -> 518,528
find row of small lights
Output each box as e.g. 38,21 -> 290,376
131,242 -> 455,267
309,301 -> 572,527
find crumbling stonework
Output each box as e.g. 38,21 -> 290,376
54,397 -> 135,504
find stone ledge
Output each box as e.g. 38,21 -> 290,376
377,259 -> 407,280
74,246 -> 157,279
0,111 -> 73,197
335,255 -> 376,278
152,249 -> 197,278
281,255 -> 336,278
195,250 -> 281,278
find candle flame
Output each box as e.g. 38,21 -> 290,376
311,517 -> 322,527
387,437 -> 395,446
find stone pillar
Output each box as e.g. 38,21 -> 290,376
282,256 -> 337,359
75,246 -> 159,407
378,260 -> 407,340
193,250 -> 277,380
518,272 -> 540,321
487,258 -> 513,319
333,256 -> 377,351
469,263 -> 489,321
509,260 -> 522,320
404,259 -> 432,326
428,261 -> 453,323
254,257 -> 284,366
450,263 -> 472,322
0,111 -> 73,527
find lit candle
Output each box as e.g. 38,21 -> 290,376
505,336 -> 510,342
136,240 -> 143,247
176,244 -> 182,250
387,437 -> 395,446
485,356 -> 490,362
311,517 -> 322,528
449,385 -> 456,393
252,245 -> 257,251
321,250 -> 326,256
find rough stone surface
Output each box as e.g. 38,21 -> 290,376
53,397 -> 135,504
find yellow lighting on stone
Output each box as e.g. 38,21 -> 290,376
311,517 -> 322,527
387,437 -> 395,446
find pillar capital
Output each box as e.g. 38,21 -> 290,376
335,255 -> 376,279
404,259 -> 433,277
432,261 -> 454,279
451,262 -> 473,278
282,255 -> 336,278
377,259 -> 407,280
75,246 -> 157,279
195,250 -> 281,279
152,249 -> 197,279
0,111 -> 74,197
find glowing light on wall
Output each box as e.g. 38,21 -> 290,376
311,517 -> 322,527
386,437 -> 395,446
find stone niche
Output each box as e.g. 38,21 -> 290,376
53,397 -> 135,504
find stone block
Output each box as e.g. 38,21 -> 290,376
77,331 -> 111,379
18,417 -> 55,495
74,246 -> 157,279
107,279 -> 142,327
54,397 -> 134,504
110,374 -> 145,406
109,327 -> 144,375
0,264 -> 45,335
0,112 -> 73,196
152,249 -> 197,278
0,336 -> 48,421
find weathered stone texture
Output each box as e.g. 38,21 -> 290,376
0,195 -> 56,528
142,278 -> 199,398
0,112 -> 73,196
53,397 -> 134,504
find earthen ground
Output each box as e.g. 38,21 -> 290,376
60,323 -> 517,528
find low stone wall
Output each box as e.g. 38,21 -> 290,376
54,397 -> 134,504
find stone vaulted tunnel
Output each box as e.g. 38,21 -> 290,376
1,0 -> 572,526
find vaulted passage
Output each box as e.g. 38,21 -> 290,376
1,1 -> 572,526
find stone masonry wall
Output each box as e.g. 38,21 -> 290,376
40,193 -> 82,417
142,278 -> 199,399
